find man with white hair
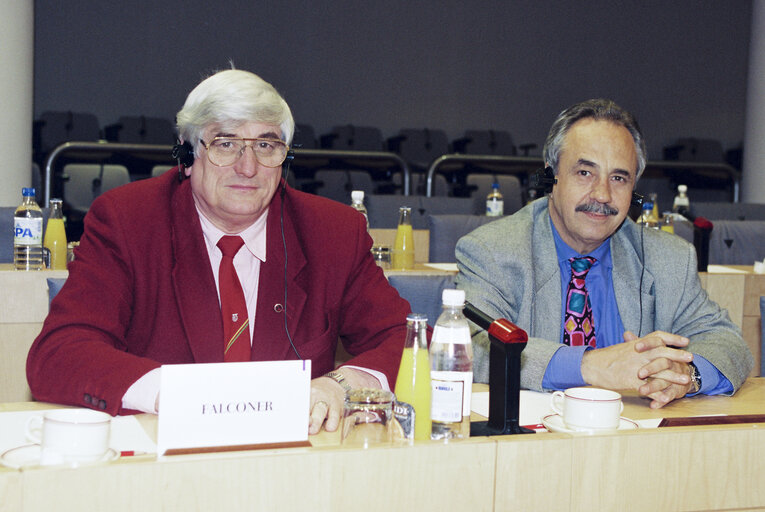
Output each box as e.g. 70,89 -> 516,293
28,69 -> 411,434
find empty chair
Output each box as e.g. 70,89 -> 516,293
321,125 -> 384,151
664,138 -> 725,162
34,111 -> 101,158
63,164 -> 131,212
690,202 -> 765,221
104,116 -> 175,144
366,194 -> 474,229
465,174 -> 523,215
313,170 -> 375,204
452,130 -> 516,155
428,214 -> 502,262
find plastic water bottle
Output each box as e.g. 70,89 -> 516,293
637,200 -> 659,229
430,288 -> 473,440
486,182 -> 504,217
350,190 -> 369,231
394,313 -> 432,441
14,188 -> 44,270
673,184 -> 690,216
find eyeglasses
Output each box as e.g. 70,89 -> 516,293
199,137 -> 289,168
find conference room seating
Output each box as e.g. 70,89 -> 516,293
690,202 -> 765,221
33,111 -> 102,163
388,273 -> 457,327
388,128 -> 450,171
151,165 -> 173,178
293,124 -> 318,149
366,194 -> 474,229
427,214 -> 502,262
62,163 -> 131,213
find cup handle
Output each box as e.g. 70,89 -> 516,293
619,401 -> 624,415
550,391 -> 565,416
25,416 -> 43,444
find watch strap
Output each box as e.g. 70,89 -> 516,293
325,371 -> 352,392
688,362 -> 702,394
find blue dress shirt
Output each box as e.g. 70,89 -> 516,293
542,218 -> 732,395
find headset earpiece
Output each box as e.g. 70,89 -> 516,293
530,166 -> 557,194
172,141 -> 195,182
630,192 -> 644,208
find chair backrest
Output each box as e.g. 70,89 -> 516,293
322,125 -> 383,151
466,174 -> 524,215
366,195 -> 475,229
707,220 -> 765,265
388,273 -> 457,327
690,202 -> 765,221
314,170 -> 375,205
63,164 -> 131,212
293,124 -> 317,149
36,111 -> 101,154
458,130 -> 516,155
428,214 -> 502,262
152,165 -> 173,178
110,116 -> 175,144
390,128 -> 450,169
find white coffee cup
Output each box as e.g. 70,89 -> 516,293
550,387 -> 623,431
25,409 -> 112,466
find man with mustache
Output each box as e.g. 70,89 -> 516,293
457,99 -> 752,407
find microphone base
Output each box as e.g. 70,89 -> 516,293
470,421 -> 535,437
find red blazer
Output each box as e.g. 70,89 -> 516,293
27,169 -> 411,415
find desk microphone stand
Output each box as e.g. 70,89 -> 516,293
465,302 -> 534,436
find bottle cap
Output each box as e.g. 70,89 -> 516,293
406,313 -> 428,323
351,190 -> 364,202
492,182 -> 499,189
678,184 -> 687,193
22,187 -> 35,197
642,201 -> 653,210
442,288 -> 465,306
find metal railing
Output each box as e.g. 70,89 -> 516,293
42,143 -> 413,205
424,153 -> 741,201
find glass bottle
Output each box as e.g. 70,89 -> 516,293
673,184 -> 690,216
44,199 -> 68,270
394,313 -> 432,441
661,211 -> 675,234
392,206 -> 414,270
350,190 -> 369,231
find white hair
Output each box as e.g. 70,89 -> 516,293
176,69 -> 295,155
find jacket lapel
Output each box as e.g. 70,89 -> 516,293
169,179 -> 225,363
531,202 -> 563,342
611,223 -> 655,337
252,186 -> 308,359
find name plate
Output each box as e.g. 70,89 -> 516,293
157,360 -> 311,455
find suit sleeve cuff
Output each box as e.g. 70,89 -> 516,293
690,354 -> 733,396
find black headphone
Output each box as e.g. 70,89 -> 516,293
531,166 -> 643,208
171,141 -> 296,184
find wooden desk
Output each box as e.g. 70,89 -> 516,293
2,379 -> 764,512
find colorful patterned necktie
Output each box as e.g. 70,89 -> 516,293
563,256 -> 596,348
217,236 -> 251,362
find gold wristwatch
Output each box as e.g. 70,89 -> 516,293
688,362 -> 701,394
324,371 -> 352,392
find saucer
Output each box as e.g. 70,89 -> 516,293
542,414 -> 638,434
0,444 -> 119,469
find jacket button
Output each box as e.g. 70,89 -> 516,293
274,303 -> 284,313
83,393 -> 92,404
97,400 -> 107,410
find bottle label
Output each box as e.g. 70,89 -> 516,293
432,324 -> 471,344
431,371 -> 473,418
486,200 -> 504,217
14,217 -> 43,246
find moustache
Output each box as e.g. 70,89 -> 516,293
575,202 -> 619,216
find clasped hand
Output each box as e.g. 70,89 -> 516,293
581,331 -> 694,409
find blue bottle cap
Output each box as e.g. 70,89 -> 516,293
22,187 -> 36,197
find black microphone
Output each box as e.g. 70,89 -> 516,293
683,209 -> 714,272
464,301 -> 533,436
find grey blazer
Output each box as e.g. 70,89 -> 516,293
456,198 -> 753,392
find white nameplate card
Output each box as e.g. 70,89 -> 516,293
157,360 -> 311,455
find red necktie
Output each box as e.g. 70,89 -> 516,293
217,236 -> 251,362
563,256 -> 596,348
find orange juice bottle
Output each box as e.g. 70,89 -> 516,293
392,206 -> 414,270
43,199 -> 68,270
394,313 -> 431,440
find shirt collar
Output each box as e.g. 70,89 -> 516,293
197,208 -> 268,262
